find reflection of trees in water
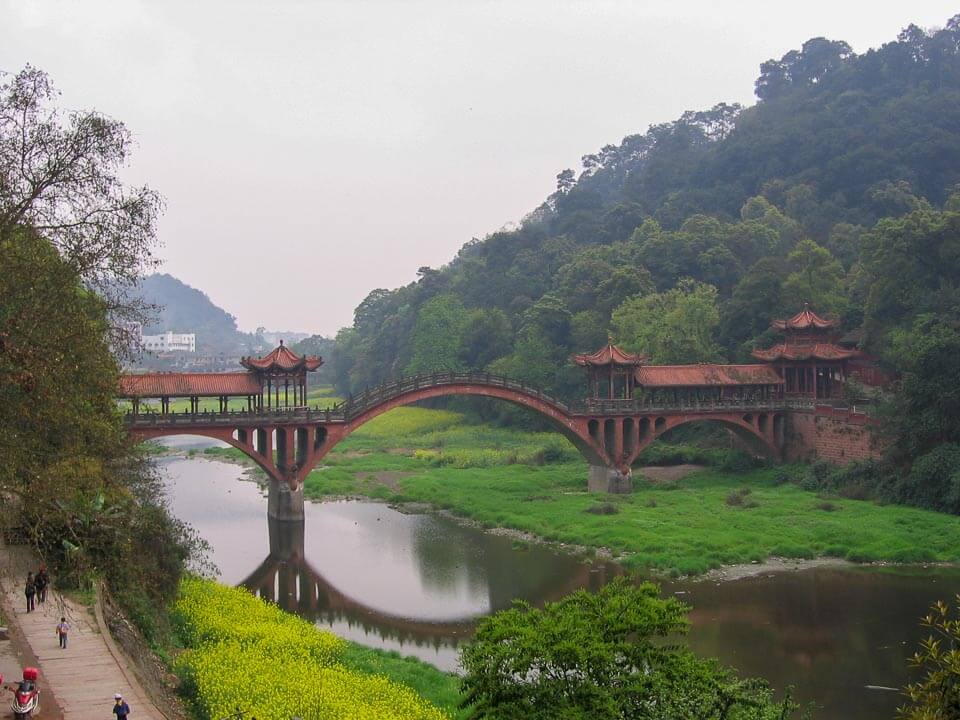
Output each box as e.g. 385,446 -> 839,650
410,513 -> 626,614
410,517 -> 489,599
240,514 -> 626,654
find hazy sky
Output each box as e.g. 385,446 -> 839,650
3,1 -> 957,336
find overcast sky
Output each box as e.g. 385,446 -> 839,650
3,1 -> 957,336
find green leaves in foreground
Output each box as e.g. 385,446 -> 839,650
459,577 -> 800,719
900,596 -> 960,719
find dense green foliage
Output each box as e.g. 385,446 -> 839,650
459,578 -> 798,719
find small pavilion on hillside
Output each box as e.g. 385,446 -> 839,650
751,305 -> 860,399
573,343 -> 646,400
119,341 -> 322,413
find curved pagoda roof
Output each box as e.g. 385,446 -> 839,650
573,343 -> 647,367
119,372 -> 261,398
752,343 -> 860,362
637,364 -> 782,387
241,341 -> 323,373
771,305 -> 839,332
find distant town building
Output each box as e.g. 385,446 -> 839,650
142,331 -> 196,353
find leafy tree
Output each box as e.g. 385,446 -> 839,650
570,310 -> 609,352
861,209 -> 960,336
611,279 -> 723,363
488,327 -> 561,389
900,598 -> 960,719
0,66 -> 162,344
458,308 -> 513,369
0,229 -> 198,621
886,314 -> 960,457
459,578 -> 799,719
718,258 -> 788,356
406,295 -> 468,374
781,239 -> 846,313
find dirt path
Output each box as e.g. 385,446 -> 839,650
0,545 -> 164,720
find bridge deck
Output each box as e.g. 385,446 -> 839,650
122,398 -> 826,428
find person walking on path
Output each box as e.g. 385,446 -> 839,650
35,564 -> 48,603
55,617 -> 69,649
24,572 -> 35,612
113,693 -> 130,719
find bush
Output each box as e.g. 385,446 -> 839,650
725,491 -> 745,507
585,503 -> 619,515
719,450 -> 760,473
906,444 -> 960,514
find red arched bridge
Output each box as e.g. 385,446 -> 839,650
121,310 -> 871,519
125,370 -> 797,482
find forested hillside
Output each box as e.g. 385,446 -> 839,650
328,16 -> 960,479
135,273 -> 252,354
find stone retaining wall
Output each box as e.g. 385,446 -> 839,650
785,407 -> 884,464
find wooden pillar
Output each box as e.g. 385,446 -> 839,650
812,363 -> 818,400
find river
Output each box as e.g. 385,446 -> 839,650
159,440 -> 960,720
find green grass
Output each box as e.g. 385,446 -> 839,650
205,405 -> 960,577
338,642 -> 466,718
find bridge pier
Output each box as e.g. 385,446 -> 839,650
588,465 -> 633,494
268,480 -> 305,521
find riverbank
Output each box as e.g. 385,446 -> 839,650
203,406 -> 960,577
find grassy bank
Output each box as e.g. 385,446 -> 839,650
172,578 -> 463,718
202,406 -> 960,577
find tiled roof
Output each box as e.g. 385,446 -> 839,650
636,364 -> 783,387
752,343 -> 860,362
118,372 -> 262,397
573,344 -> 647,367
241,342 -> 323,372
771,305 -> 839,332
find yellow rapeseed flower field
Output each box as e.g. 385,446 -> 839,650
173,579 -> 449,720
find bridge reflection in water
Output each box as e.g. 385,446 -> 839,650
240,516 -> 624,656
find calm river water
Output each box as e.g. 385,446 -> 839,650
159,439 -> 960,720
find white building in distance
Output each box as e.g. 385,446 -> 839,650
142,331 -> 196,353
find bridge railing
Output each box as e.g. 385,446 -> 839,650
341,371 -> 573,420
581,397 -> 818,414
124,405 -> 348,427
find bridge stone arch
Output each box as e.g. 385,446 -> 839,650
328,382 -> 608,467
131,426 -> 297,486
623,411 -> 784,467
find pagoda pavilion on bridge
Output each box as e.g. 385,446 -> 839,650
574,305 -> 859,405
751,305 -> 860,400
119,341 -> 322,414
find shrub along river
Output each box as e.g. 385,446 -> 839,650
159,439 -> 960,720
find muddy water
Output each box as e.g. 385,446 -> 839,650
159,444 -> 960,720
